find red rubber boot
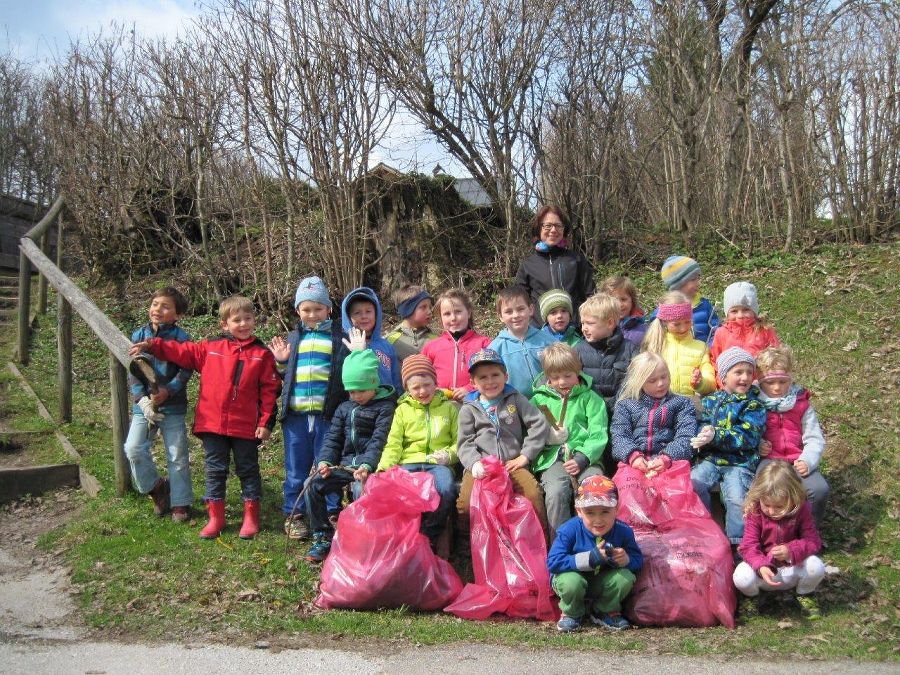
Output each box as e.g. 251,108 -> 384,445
239,499 -> 260,540
199,499 -> 226,539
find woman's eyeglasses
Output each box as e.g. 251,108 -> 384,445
541,223 -> 564,232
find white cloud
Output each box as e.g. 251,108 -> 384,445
55,0 -> 198,45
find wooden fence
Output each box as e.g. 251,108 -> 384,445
17,196 -> 134,496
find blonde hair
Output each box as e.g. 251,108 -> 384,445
218,295 -> 255,322
540,342 -> 582,375
743,460 -> 807,517
756,345 -> 795,376
579,293 -> 620,324
601,276 -> 641,313
434,288 -> 475,330
618,352 -> 669,401
641,291 -> 691,354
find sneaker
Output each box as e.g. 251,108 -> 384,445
797,594 -> 822,621
304,533 -> 332,563
171,506 -> 190,523
148,478 -> 170,516
556,615 -> 582,633
284,515 -> 309,540
591,611 -> 631,630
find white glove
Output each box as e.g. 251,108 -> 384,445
690,425 -> 715,449
546,426 -> 569,446
471,461 -> 486,479
341,327 -> 367,352
426,450 -> 451,466
137,396 -> 164,424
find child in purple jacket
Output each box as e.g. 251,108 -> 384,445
733,461 -> 825,621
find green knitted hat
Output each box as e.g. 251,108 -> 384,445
342,349 -> 381,391
538,288 -> 574,323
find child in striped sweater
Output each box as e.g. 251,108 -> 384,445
269,276 -> 348,540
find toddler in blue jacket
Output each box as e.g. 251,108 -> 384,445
547,475 -> 643,632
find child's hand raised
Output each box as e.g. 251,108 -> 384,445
505,456 -> 529,473
268,335 -> 291,362
342,327 -> 367,352
129,340 -> 151,356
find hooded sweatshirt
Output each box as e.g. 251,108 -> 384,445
421,328 -> 491,392
341,287 -> 402,392
489,325 -> 557,398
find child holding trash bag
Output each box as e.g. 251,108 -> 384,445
547,475 -> 643,632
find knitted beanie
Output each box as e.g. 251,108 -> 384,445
538,289 -> 574,323
723,281 -> 759,316
660,255 -> 701,290
294,276 -> 331,309
341,349 -> 381,391
716,347 -> 755,379
400,354 -> 437,387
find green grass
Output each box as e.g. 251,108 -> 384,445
3,242 -> 898,660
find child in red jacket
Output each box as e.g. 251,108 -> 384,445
130,295 -> 280,540
733,461 -> 825,621
710,282 -> 780,386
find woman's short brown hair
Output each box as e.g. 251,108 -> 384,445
529,205 -> 571,241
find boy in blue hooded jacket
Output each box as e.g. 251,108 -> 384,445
341,287 -> 402,392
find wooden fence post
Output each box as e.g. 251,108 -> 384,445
110,354 -> 131,496
57,219 -> 72,422
37,231 -> 49,315
17,248 -> 31,365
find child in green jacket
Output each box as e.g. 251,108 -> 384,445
377,355 -> 458,545
530,343 -> 609,538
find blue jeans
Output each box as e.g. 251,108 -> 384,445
200,433 -> 261,501
399,463 -> 456,542
282,412 -> 330,514
124,412 -> 193,507
691,460 -> 754,544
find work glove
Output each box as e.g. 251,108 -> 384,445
137,396 -> 164,424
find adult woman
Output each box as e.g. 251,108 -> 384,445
515,205 -> 596,325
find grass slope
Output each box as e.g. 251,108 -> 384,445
2,242 -> 897,660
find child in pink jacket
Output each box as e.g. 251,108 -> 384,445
733,461 -> 825,621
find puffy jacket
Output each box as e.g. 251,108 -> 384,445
760,386 -> 826,470
384,324 -> 440,363
489,326 -> 556,398
661,331 -> 715,396
610,392 -> 697,464
277,319 -> 347,422
340,287 -> 402,391
541,323 -> 583,346
619,312 -> 647,348
457,386 -> 549,469
710,318 -> 780,385
574,328 -> 638,413
739,501 -> 822,572
318,387 -> 396,471
422,329 -> 491,392
691,297 -> 720,346
129,323 -> 192,415
149,334 -> 280,440
547,517 -> 643,576
696,386 -> 767,467
529,374 -> 608,473
378,390 -> 458,470
515,246 -> 596,326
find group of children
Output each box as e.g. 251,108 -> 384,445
124,240 -> 830,631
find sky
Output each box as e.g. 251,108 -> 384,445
0,0 -> 463,176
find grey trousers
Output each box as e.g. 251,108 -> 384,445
540,460 -> 604,537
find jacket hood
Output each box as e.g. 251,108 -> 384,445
374,384 -> 396,401
341,286 -> 384,336
397,388 -> 450,410
531,372 -> 593,397
495,325 -> 542,343
464,383 -> 517,403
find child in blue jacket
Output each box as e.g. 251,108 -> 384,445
547,475 -> 643,632
341,286 -> 402,391
489,286 -> 556,397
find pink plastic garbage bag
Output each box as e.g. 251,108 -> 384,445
613,461 -> 736,628
445,456 -> 556,621
315,467 -> 463,611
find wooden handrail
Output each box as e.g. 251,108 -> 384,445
23,195 -> 65,241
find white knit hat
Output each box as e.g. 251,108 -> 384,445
723,282 -> 759,316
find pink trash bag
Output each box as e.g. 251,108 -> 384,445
315,467 -> 463,611
445,456 -> 556,621
613,461 -> 736,628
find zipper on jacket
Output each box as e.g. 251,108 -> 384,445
425,406 -> 432,451
231,353 -> 245,401
452,335 -> 461,389
350,406 -> 358,453
646,399 -> 659,455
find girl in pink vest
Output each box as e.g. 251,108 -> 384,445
756,346 -> 830,524
422,289 -> 491,402
734,461 -> 825,621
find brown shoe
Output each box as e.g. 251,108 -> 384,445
171,506 -> 190,523
148,478 -> 170,516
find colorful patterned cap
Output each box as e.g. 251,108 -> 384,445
400,354 -> 437,386
467,348 -> 506,374
575,475 -> 619,508
716,346 -> 755,379
538,288 -> 574,323
660,255 -> 701,290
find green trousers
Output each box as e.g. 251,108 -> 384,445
551,568 -> 636,618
